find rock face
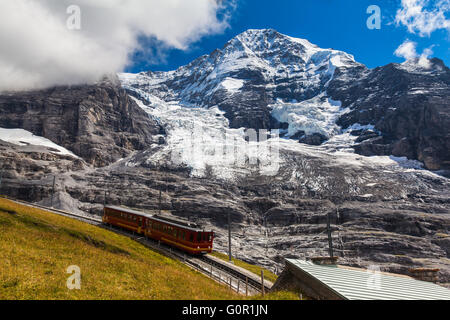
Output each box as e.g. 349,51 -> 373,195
1,141 -> 449,284
329,58 -> 450,171
0,77 -> 163,167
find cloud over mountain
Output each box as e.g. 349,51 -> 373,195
0,0 -> 231,92
395,0 -> 450,36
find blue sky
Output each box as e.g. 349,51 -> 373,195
127,0 -> 449,73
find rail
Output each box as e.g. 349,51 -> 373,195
1,197 -> 271,295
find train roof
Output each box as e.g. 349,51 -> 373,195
104,205 -> 209,233
105,205 -> 154,219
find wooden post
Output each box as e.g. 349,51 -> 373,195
229,277 -> 232,290
0,168 -> 4,190
228,212 -> 232,262
158,187 -> 162,215
327,212 -> 334,258
245,277 -> 248,296
50,176 -> 56,208
237,280 -> 240,294
210,265 -> 213,277
261,270 -> 265,296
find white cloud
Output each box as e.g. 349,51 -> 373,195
394,39 -> 434,67
395,0 -> 450,36
394,40 -> 419,59
0,0 -> 232,92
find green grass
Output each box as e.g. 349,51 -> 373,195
210,251 -> 279,284
0,198 -> 240,300
0,198 -> 299,300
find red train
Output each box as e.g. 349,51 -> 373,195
102,205 -> 214,255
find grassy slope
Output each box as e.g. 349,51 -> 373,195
0,198 -> 298,300
210,251 -> 279,284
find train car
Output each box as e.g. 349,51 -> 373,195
103,205 -> 214,255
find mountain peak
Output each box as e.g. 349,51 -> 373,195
225,28 -> 357,70
397,57 -> 448,74
232,28 -> 317,52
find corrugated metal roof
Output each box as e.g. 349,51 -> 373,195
287,259 -> 450,300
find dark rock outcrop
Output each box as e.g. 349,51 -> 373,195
329,58 -> 450,171
0,77 -> 163,167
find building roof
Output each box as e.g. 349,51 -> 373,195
286,259 -> 450,300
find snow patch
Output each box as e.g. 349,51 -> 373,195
219,78 -> 244,93
271,94 -> 346,139
0,128 -> 77,157
129,95 -> 280,180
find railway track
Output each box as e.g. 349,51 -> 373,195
198,255 -> 272,294
2,197 -> 271,295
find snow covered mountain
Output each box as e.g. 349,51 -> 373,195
120,29 -> 360,134
120,29 -> 449,172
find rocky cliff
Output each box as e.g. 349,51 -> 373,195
0,77 -> 163,167
329,58 -> 450,171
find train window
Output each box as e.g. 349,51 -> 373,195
174,229 -> 177,237
208,234 -> 212,242
197,233 -> 201,242
190,233 -> 194,242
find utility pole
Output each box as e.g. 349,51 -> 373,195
327,212 -> 334,258
158,187 -> 162,215
103,190 -> 107,207
50,176 -> 56,208
0,168 -> 4,190
261,270 -> 265,296
228,211 -> 232,262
